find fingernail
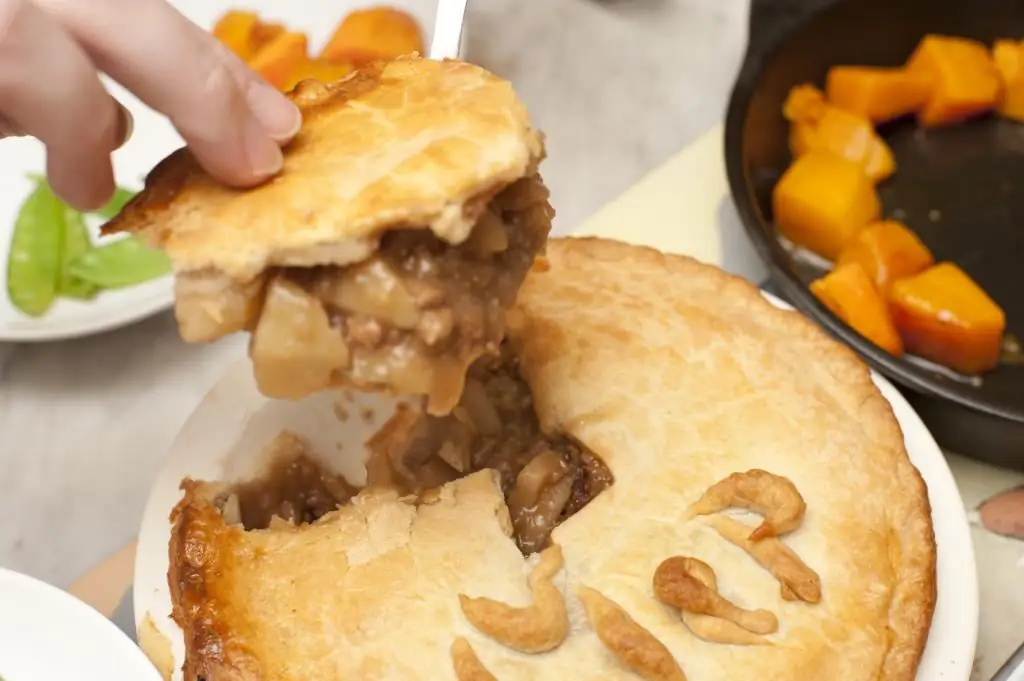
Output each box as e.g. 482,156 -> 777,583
114,105 -> 135,150
245,118 -> 285,177
247,80 -> 302,142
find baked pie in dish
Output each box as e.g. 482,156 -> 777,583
103,56 -> 551,415
167,238 -> 937,681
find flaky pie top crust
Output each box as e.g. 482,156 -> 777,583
168,237 -> 936,681
104,56 -> 543,281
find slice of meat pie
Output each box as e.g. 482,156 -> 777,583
103,56 -> 551,414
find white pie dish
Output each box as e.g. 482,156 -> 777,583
0,568 -> 162,681
132,293 -> 978,681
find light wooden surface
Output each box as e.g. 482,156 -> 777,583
67,541 -> 136,618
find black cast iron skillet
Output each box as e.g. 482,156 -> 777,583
725,0 -> 1024,470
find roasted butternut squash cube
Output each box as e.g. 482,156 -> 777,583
825,66 -> 934,123
250,21 -> 286,55
211,11 -> 285,62
836,221 -> 934,292
993,39 -> 1024,122
212,10 -> 260,61
788,122 -> 817,157
319,8 -> 424,65
888,263 -> 1006,374
783,84 -> 895,182
250,32 -> 309,90
811,263 -> 903,355
783,84 -> 829,125
772,152 -> 881,260
906,34 -> 1002,127
812,107 -> 896,183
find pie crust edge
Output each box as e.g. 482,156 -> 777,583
511,237 -> 938,681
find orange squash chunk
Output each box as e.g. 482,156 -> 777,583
836,221 -> 934,292
906,34 -> 1002,127
788,122 -> 817,157
783,84 -> 827,158
782,84 -> 895,182
811,107 -> 896,183
811,263 -> 903,355
825,66 -> 934,123
319,8 -> 424,65
783,84 -> 829,125
993,39 -> 1024,122
211,11 -> 285,62
212,11 -> 260,61
888,263 -> 1006,374
250,32 -> 309,90
282,59 -> 355,92
250,21 -> 286,55
772,152 -> 881,260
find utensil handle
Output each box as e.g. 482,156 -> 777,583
992,641 -> 1024,681
429,0 -> 469,60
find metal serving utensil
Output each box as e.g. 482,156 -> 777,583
991,640 -> 1024,681
429,0 -> 469,60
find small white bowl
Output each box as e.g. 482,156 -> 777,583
0,568 -> 162,681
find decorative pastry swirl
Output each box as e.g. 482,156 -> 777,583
459,545 -> 569,653
653,556 -> 776,645
578,586 -> 687,681
704,515 -> 821,603
451,638 -> 499,681
686,470 -> 806,541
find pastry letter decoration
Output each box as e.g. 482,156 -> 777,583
451,638 -> 499,681
686,470 -> 806,540
458,545 -> 569,653
703,515 -> 821,603
578,586 -> 687,681
653,556 -> 776,645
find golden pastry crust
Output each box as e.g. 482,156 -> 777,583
169,471 -> 533,681
166,237 -> 936,681
512,237 -> 936,681
104,56 -> 543,281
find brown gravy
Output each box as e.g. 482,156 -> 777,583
228,346 -> 613,556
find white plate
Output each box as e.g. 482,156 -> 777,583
0,0 -> 439,342
0,568 -> 162,681
132,293 -> 979,681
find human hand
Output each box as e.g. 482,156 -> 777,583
0,0 -> 302,210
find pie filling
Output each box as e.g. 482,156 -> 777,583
222,345 -> 614,556
176,174 -> 553,415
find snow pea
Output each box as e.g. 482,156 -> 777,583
6,182 -> 64,316
58,208 -> 97,300
68,236 -> 171,289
